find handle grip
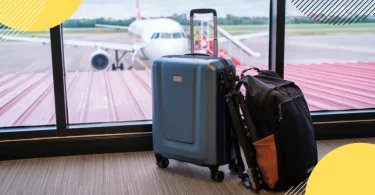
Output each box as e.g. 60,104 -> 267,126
240,67 -> 260,78
190,9 -> 217,17
184,53 -> 211,57
189,8 -> 218,57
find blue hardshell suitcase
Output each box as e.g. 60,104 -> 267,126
152,9 -> 237,182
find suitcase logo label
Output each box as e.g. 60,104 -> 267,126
173,75 -> 183,83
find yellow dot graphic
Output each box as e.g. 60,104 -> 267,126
0,0 -> 83,32
306,143 -> 375,195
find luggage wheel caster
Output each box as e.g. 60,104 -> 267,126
211,170 -> 225,182
209,165 -> 224,182
156,158 -> 169,168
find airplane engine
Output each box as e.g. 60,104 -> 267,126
89,49 -> 110,71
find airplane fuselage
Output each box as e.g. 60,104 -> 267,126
128,18 -> 190,62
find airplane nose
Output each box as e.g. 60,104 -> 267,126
168,43 -> 188,55
174,45 -> 188,55
155,40 -> 190,57
177,41 -> 190,54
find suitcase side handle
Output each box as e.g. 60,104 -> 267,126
189,8 -> 218,57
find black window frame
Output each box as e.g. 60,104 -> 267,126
0,0 -> 374,144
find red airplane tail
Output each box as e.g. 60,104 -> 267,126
135,0 -> 141,20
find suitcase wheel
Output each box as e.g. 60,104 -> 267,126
209,165 -> 225,182
211,170 -> 225,182
156,157 -> 169,168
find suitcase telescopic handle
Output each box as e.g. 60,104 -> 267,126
190,9 -> 217,17
189,8 -> 218,57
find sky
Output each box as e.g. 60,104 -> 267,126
70,0 -> 303,19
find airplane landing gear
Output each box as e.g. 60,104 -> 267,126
111,50 -> 129,71
112,63 -> 124,71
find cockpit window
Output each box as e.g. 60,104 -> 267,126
181,32 -> 187,38
172,32 -> 182,39
152,32 -> 187,39
161,33 -> 172,39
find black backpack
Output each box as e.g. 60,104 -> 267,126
224,67 -> 318,192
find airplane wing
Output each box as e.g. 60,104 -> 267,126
0,35 -> 135,52
95,24 -> 129,30
218,31 -> 268,43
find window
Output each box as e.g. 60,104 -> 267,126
161,33 -> 172,39
181,32 -> 187,38
172,32 -> 182,39
61,1 -> 156,125
284,1 -> 375,112
0,0 -> 370,142
56,0 -> 270,126
0,30 -> 56,128
192,2 -> 271,67
0,0 -> 271,128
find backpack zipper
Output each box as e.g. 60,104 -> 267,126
278,88 -> 288,122
278,94 -> 304,122
259,86 -> 285,121
278,104 -> 283,122
258,87 -> 274,113
279,87 -> 290,96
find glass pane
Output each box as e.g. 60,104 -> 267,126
284,2 -> 375,112
161,33 -> 172,39
181,32 -> 187,38
62,0 -> 270,125
172,32 -> 182,39
191,2 -> 270,67
0,29 -> 56,128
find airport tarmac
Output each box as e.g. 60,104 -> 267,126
0,32 -> 374,74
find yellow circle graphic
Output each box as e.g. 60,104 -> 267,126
0,0 -> 83,32
306,143 -> 375,195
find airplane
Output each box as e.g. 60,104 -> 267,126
0,0 -> 269,71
